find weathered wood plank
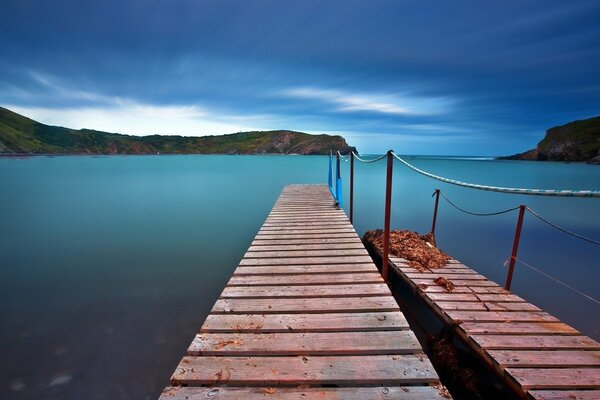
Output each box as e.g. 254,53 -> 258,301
489,350 -> 600,368
235,264 -> 376,275
420,286 -> 510,294
239,256 -> 374,265
427,293 -> 525,302
459,322 -> 580,335
472,335 -> 600,350
221,284 -> 391,298
410,278 -> 499,287
446,311 -> 558,323
254,233 -> 358,240
212,296 -> 399,314
228,272 -> 383,286
171,355 -> 439,386
188,331 -> 421,356
251,238 -> 363,246
243,249 -> 369,258
248,243 -> 366,251
505,367 -> 600,389
262,221 -> 350,227
404,272 -> 488,280
436,301 -> 541,311
160,386 -> 450,400
201,312 -> 410,332
227,272 -> 383,286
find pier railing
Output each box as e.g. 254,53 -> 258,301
328,150 -> 600,302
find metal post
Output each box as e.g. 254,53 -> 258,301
335,152 -> 343,207
431,189 -> 440,237
328,150 -> 333,193
505,205 -> 526,291
381,150 -> 394,282
349,152 -> 355,224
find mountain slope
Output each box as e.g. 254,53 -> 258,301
0,107 -> 355,155
500,115 -> 600,164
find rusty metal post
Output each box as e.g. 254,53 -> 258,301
505,205 -> 526,291
431,189 -> 440,237
381,150 -> 394,282
349,152 -> 355,224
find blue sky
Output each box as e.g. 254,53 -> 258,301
1,0 -> 599,155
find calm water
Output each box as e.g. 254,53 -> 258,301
1,155 -> 599,400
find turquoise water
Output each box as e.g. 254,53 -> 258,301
0,155 -> 598,400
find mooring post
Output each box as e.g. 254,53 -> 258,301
431,189 -> 440,238
505,205 -> 526,290
349,152 -> 355,224
382,150 -> 394,282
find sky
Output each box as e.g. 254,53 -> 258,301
1,0 -> 600,155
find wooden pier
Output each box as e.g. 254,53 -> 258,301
386,254 -> 600,400
160,185 -> 448,399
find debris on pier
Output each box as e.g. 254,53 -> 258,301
363,229 -> 450,271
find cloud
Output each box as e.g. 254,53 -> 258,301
280,87 -> 453,116
6,103 -> 263,136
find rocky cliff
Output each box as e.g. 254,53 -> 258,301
500,115 -> 600,164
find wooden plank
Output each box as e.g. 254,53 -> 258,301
427,293 -> 525,302
188,331 -> 421,356
227,272 -> 383,286
437,301 -> 541,311
248,243 -> 366,251
243,249 -> 369,258
528,390 -> 600,400
459,322 -> 580,335
420,286 -> 510,294
472,334 -> 600,350
262,221 -> 350,227
201,312 -> 410,332
404,272 -> 488,280
260,225 -> 353,231
251,238 -> 363,246
234,264 -> 376,275
160,386 -> 450,400
410,278 -> 499,287
254,233 -> 358,240
239,256 -> 374,265
505,367 -> 600,389
221,284 -> 391,298
488,350 -> 600,368
211,296 -> 399,314
171,355 -> 439,386
446,311 -> 559,323
258,229 -> 356,235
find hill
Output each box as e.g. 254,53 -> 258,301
0,107 -> 355,155
500,115 -> 600,164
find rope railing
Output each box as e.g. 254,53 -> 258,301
438,191 -> 521,217
391,151 -> 600,198
525,207 -> 600,246
351,151 -> 387,163
329,148 -> 600,294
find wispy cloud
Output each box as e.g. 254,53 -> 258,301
280,87 -> 453,116
6,103 -> 261,136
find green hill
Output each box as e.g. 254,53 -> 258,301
0,107 -> 355,155
500,115 -> 600,164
